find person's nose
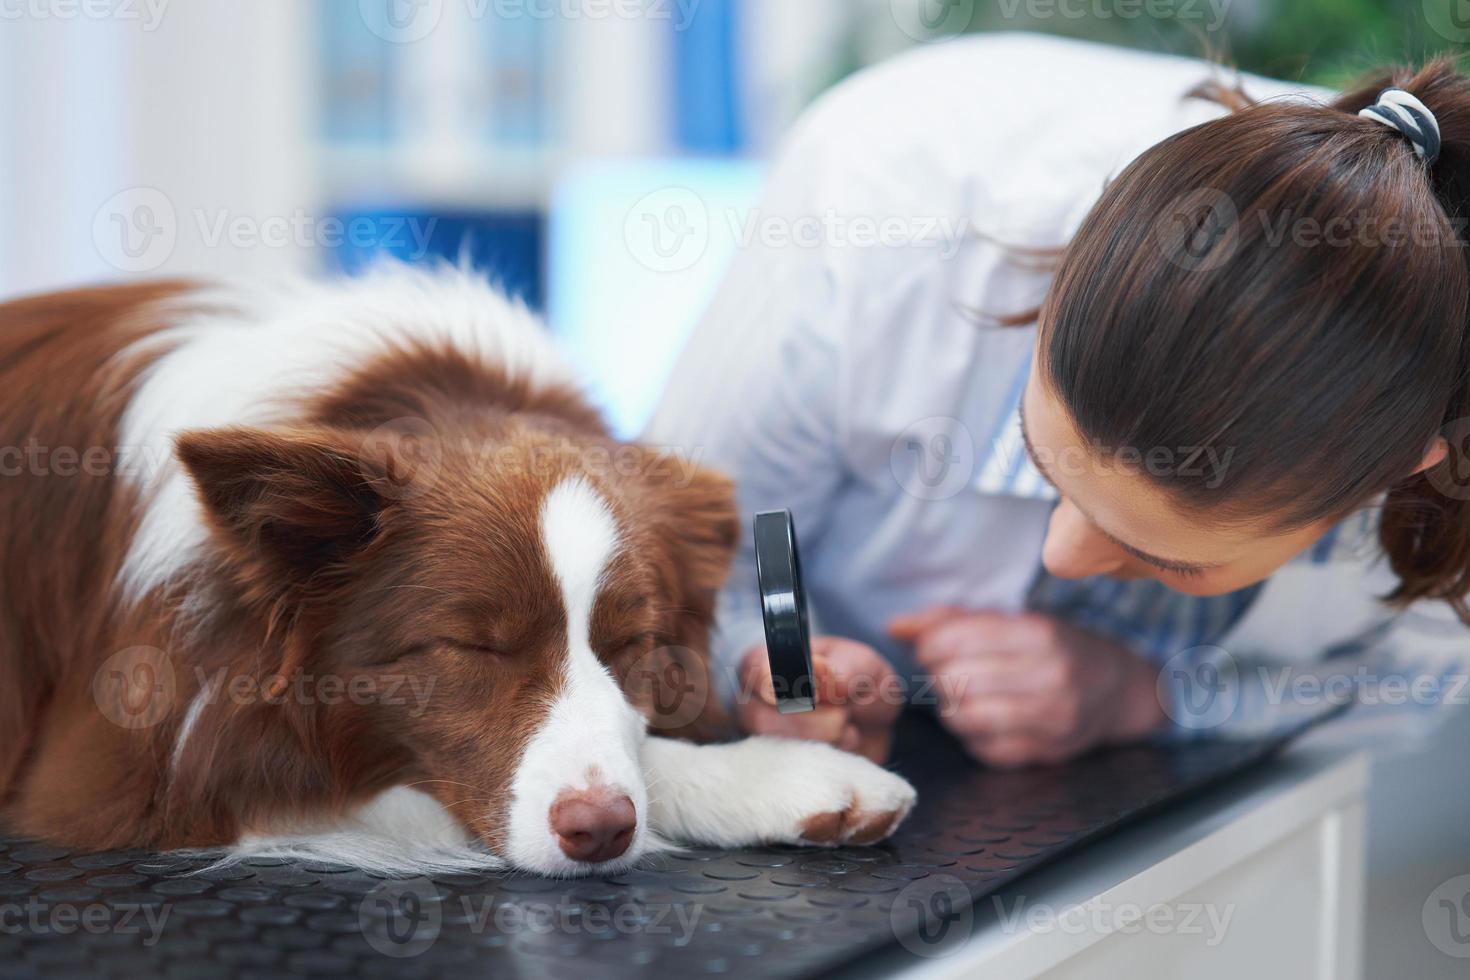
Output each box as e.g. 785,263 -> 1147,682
1041,499 -> 1128,579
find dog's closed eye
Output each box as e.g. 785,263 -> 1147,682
436,637 -> 514,658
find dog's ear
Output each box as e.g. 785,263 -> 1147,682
176,426 -> 395,599
647,457 -> 740,621
630,452 -> 738,739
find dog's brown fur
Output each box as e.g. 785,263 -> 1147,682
0,283 -> 736,853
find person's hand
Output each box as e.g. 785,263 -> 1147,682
888,607 -> 1163,768
735,636 -> 903,763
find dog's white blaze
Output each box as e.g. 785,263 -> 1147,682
116,262 -> 576,602
503,478 -> 652,874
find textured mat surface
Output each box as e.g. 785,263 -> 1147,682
0,715 -> 1318,979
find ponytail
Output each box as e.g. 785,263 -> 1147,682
1339,61 -> 1470,622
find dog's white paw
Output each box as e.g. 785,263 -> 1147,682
642,735 -> 917,850
744,737 -> 917,847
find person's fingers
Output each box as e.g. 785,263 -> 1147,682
854,724 -> 893,764
967,734 -> 1049,769
838,723 -> 861,754
886,605 -> 971,643
740,700 -> 849,744
816,641 -> 904,725
941,694 -> 1060,740
737,644 -> 781,707
913,613 -> 1048,668
917,656 -> 1066,698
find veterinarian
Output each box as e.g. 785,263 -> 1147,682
646,33 -> 1470,767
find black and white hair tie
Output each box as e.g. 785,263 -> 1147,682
1358,88 -> 1441,165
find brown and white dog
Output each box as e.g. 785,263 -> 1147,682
0,264 -> 914,876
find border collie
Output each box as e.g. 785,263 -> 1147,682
0,264 -> 914,875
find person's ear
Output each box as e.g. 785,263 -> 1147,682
175,426 -> 394,601
1414,436 -> 1451,476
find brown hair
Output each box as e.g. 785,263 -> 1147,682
1039,58 -> 1470,621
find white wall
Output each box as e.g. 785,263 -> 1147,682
0,0 -> 316,298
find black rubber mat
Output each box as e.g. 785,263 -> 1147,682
0,713 -> 1326,979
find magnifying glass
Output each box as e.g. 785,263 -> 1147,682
753,509 -> 816,714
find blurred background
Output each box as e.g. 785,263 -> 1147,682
0,2 -> 1467,975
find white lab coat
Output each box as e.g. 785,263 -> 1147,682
646,33 -> 1467,741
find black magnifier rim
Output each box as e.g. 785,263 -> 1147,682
754,509 -> 815,714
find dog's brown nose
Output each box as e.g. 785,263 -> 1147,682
549,789 -> 636,863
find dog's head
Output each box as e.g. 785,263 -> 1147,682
176,416 -> 736,873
